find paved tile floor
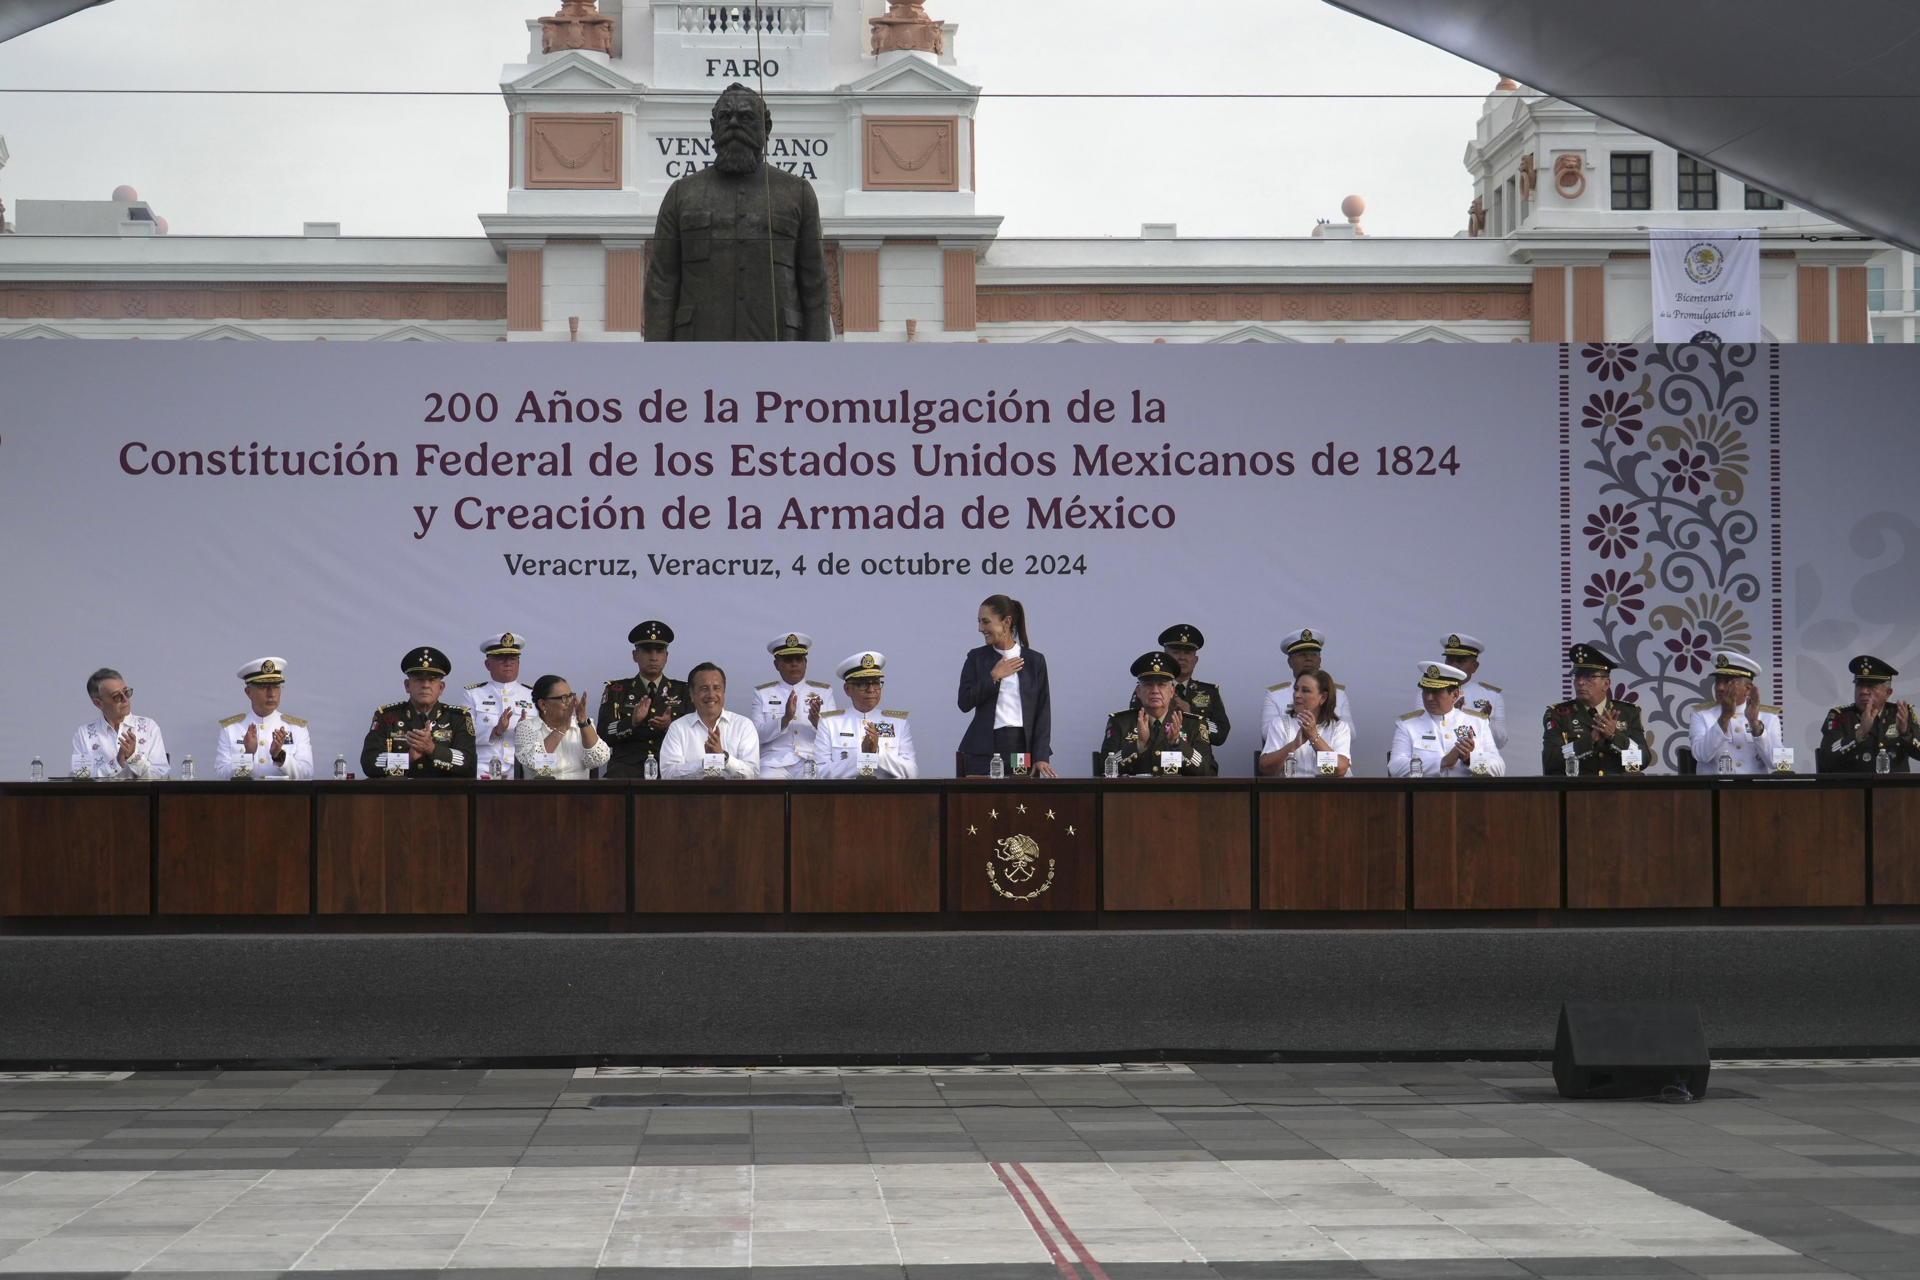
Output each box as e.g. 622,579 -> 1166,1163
0,1059 -> 1913,1277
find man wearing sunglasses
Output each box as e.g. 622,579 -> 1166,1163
71,668 -> 170,780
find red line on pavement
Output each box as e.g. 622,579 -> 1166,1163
991,1160 -> 1083,1280
1012,1161 -> 1112,1280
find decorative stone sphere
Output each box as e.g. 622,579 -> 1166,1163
112,184 -> 139,202
1340,194 -> 1365,221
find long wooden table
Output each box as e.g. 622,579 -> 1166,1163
1,776 -> 1915,926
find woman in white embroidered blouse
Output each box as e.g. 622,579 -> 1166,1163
513,674 -> 612,779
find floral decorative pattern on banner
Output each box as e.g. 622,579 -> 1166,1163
1564,343 -> 1778,771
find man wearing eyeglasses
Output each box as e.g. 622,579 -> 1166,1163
71,668 -> 171,780
818,651 -> 919,779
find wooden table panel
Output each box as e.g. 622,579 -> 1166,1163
634,792 -> 784,913
1873,787 -> 1920,905
317,792 -> 468,914
1103,790 -> 1250,911
792,793 -> 940,913
158,792 -> 310,915
1566,787 -> 1713,909
950,791 -> 1095,912
475,792 -> 625,913
0,792 -> 151,916
1720,786 -> 1865,907
1260,789 -> 1405,910
1412,790 -> 1559,910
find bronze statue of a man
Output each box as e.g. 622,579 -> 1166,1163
643,83 -> 832,341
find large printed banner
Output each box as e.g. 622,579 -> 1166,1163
2,341 -> 1915,777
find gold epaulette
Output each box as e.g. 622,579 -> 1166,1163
756,681 -> 776,690
806,679 -> 829,689
1268,681 -> 1291,692
1461,707 -> 1489,720
1695,700 -> 1718,711
1761,704 -> 1782,715
465,680 -> 486,690
882,708 -> 909,718
219,713 -> 245,728
281,715 -> 308,727
1480,683 -> 1502,693
819,709 -> 844,718
1398,710 -> 1423,720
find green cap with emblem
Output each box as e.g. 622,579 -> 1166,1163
1568,642 -> 1617,674
1850,654 -> 1897,685
1132,651 -> 1180,682
1157,623 -> 1205,651
402,646 -> 451,679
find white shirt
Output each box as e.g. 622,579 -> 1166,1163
1457,678 -> 1509,751
71,715 -> 169,780
751,677 -> 837,768
467,680 -> 535,779
1388,707 -> 1505,777
993,643 -> 1023,729
213,710 -> 313,780
659,710 -> 760,779
513,716 -> 612,780
1689,703 -> 1784,774
1262,712 -> 1353,776
818,706 -> 920,779
1262,680 -> 1355,759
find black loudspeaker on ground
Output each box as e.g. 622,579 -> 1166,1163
1553,1000 -> 1712,1100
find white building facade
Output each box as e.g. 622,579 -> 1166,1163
0,2 -> 1889,345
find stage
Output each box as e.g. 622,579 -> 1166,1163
2,776 -> 1917,1064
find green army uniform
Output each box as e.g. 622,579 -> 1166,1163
1816,704 -> 1918,773
1542,641 -> 1653,775
359,645 -> 478,779
1542,698 -> 1653,775
1817,654 -> 1919,773
1130,624 -> 1231,746
1105,650 -> 1219,777
598,619 -> 689,779
598,673 -> 690,778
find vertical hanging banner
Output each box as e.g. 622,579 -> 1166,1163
1650,229 -> 1762,343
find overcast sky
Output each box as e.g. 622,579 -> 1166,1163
0,0 -> 1499,240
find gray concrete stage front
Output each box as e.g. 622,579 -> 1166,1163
3,927 -> 1917,1065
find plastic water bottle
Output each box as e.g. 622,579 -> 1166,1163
333,754 -> 347,780
1103,751 -> 1120,778
1409,754 -> 1425,779
803,755 -> 816,779
989,753 -> 1005,779
29,756 -> 45,782
1566,754 -> 1581,778
180,755 -> 196,781
1717,747 -> 1734,775
489,753 -> 505,781
1282,752 -> 1296,778
643,752 -> 660,780
1877,746 -> 1892,775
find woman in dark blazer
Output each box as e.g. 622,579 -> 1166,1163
957,594 -> 1056,777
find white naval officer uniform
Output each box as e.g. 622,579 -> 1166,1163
752,678 -> 837,778
818,707 -> 919,779
467,679 -> 535,778
70,715 -> 169,780
1457,679 -> 1508,751
214,710 -> 313,779
1389,707 -> 1504,777
1439,635 -> 1508,751
1688,702 -> 1784,774
659,710 -> 761,779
